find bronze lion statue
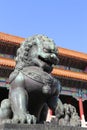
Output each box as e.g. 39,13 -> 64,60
0,35 -> 62,124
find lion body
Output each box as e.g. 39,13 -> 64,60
0,35 -> 61,124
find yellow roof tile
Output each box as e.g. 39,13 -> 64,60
0,32 -> 87,62
0,57 -> 87,82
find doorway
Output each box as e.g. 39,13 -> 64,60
0,87 -> 8,103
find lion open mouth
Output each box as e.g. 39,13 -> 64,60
38,55 -> 55,66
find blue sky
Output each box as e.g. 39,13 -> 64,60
0,0 -> 87,53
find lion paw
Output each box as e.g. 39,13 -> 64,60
12,114 -> 37,124
0,119 -> 12,124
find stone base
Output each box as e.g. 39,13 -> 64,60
0,123 -> 86,130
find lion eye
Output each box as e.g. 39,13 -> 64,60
43,48 -> 48,52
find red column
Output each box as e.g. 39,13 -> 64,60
79,97 -> 84,120
78,97 -> 86,127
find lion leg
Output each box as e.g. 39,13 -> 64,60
9,72 -> 36,124
9,72 -> 28,115
47,96 -> 64,123
9,87 -> 28,115
47,95 -> 58,112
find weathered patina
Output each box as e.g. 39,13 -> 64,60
0,35 -> 61,124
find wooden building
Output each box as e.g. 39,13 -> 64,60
0,32 -> 87,125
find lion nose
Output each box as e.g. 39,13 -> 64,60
51,54 -> 59,64
51,54 -> 56,58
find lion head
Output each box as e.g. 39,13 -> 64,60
15,34 -> 59,73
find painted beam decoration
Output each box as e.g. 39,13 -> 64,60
61,86 -> 87,100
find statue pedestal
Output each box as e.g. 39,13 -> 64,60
0,123 -> 86,130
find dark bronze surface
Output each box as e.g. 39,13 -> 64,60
0,35 -> 81,127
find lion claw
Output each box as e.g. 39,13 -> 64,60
12,114 -> 37,124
